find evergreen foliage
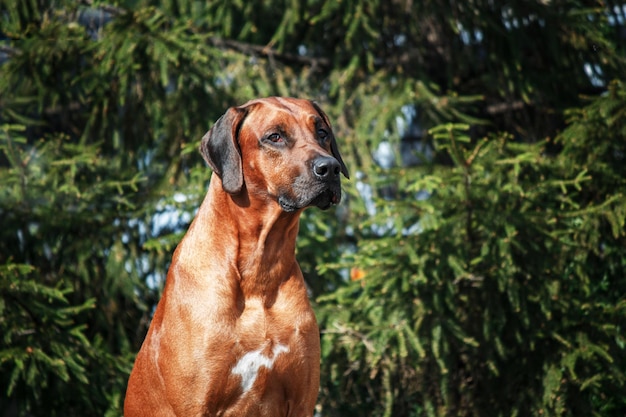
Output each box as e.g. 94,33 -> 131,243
1,0 -> 625,416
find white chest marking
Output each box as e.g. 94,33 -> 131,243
232,343 -> 290,393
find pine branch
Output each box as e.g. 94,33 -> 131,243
78,0 -> 124,16
0,45 -> 19,56
207,37 -> 331,71
75,1 -> 331,70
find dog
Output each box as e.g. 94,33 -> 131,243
124,97 -> 349,417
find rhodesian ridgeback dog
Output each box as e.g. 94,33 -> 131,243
124,97 -> 349,417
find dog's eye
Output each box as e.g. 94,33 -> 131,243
267,133 -> 283,143
317,129 -> 328,141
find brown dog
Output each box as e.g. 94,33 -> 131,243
124,97 -> 349,417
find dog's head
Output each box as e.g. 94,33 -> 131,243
200,97 -> 349,212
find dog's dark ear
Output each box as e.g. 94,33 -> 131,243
311,101 -> 350,179
200,107 -> 247,194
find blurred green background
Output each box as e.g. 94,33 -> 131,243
1,1 -> 625,416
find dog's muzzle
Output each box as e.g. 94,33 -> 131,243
279,156 -> 342,212
310,155 -> 342,209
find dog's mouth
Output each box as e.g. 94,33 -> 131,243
278,184 -> 341,212
310,188 -> 341,210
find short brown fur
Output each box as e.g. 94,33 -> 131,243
124,97 -> 348,417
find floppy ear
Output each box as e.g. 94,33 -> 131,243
200,107 -> 247,194
311,101 -> 350,179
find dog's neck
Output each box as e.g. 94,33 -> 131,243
187,176 -> 303,303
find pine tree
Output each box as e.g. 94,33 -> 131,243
1,1 -> 625,416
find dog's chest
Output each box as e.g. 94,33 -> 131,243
218,298 -> 318,399
230,340 -> 290,394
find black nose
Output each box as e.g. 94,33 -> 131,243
312,156 -> 341,181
